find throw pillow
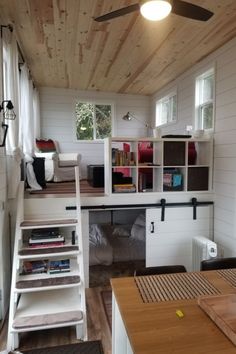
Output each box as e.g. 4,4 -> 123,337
36,139 -> 56,153
131,213 -> 146,241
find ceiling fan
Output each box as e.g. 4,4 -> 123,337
94,0 -> 214,23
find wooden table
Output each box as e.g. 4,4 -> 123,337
111,270 -> 236,354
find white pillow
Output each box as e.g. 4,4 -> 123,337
131,214 -> 146,241
112,224 -> 132,237
133,213 -> 145,227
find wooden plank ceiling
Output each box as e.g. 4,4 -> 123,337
0,0 -> 236,95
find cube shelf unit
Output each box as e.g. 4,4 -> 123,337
104,137 -> 213,194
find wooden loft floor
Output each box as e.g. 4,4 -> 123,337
25,180 -> 104,198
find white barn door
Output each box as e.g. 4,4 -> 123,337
146,205 -> 213,271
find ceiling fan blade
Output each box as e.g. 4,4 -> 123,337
171,0 -> 214,21
94,3 -> 140,22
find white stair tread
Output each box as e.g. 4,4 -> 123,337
13,310 -> 83,330
20,219 -> 78,229
13,288 -> 83,329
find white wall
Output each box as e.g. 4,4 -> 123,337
151,36 -> 236,257
0,35 -> 11,322
40,88 -> 150,178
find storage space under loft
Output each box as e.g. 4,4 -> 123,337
88,209 -> 146,287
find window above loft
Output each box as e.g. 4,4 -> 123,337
75,101 -> 113,141
195,68 -> 215,131
155,92 -> 177,127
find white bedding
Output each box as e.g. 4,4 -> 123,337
89,215 -> 146,266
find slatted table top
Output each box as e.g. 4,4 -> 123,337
111,270 -> 236,354
135,272 -> 220,303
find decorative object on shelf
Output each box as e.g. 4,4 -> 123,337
193,129 -> 204,138
153,127 -> 162,138
0,99 -> 16,147
94,0 -> 214,23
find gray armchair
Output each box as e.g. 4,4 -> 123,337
35,139 -> 81,182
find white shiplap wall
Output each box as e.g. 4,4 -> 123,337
40,88 -> 150,178
0,32 -> 10,321
151,37 -> 236,257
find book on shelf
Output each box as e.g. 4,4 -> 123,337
113,183 -> 136,193
28,241 -> 65,248
20,259 -> 71,275
48,259 -> 70,273
112,149 -> 135,166
30,227 -> 60,240
21,260 -> 48,275
29,236 -> 65,244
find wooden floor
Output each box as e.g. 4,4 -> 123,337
0,286 -> 112,354
26,180 -> 104,197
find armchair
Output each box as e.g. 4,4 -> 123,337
35,139 -> 81,182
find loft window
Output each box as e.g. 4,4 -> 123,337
195,68 -> 215,130
155,92 -> 177,127
75,101 -> 113,140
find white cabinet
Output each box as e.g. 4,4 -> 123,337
146,205 -> 213,271
104,137 -> 213,195
7,168 -> 87,351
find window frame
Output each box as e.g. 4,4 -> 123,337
195,67 -> 215,131
155,90 -> 177,128
74,99 -> 115,142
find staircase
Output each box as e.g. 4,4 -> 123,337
7,167 -> 87,351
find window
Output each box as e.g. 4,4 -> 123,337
195,68 -> 214,130
75,101 -> 113,140
155,92 -> 177,127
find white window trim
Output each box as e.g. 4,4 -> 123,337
195,66 -> 215,132
73,99 -> 115,142
155,90 -> 177,128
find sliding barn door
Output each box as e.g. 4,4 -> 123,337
146,205 -> 213,271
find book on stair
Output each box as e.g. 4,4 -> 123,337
28,227 -> 65,247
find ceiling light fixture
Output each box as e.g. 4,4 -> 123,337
140,0 -> 172,21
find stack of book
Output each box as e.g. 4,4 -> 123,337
112,148 -> 135,166
48,259 -> 70,274
21,259 -> 71,275
21,260 -> 48,275
28,227 -> 65,248
113,183 -> 136,193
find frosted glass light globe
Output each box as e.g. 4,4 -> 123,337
140,0 -> 172,21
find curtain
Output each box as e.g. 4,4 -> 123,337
2,29 -> 23,198
20,64 -> 42,190
33,88 -> 41,139
2,29 -> 20,153
20,64 -> 34,155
